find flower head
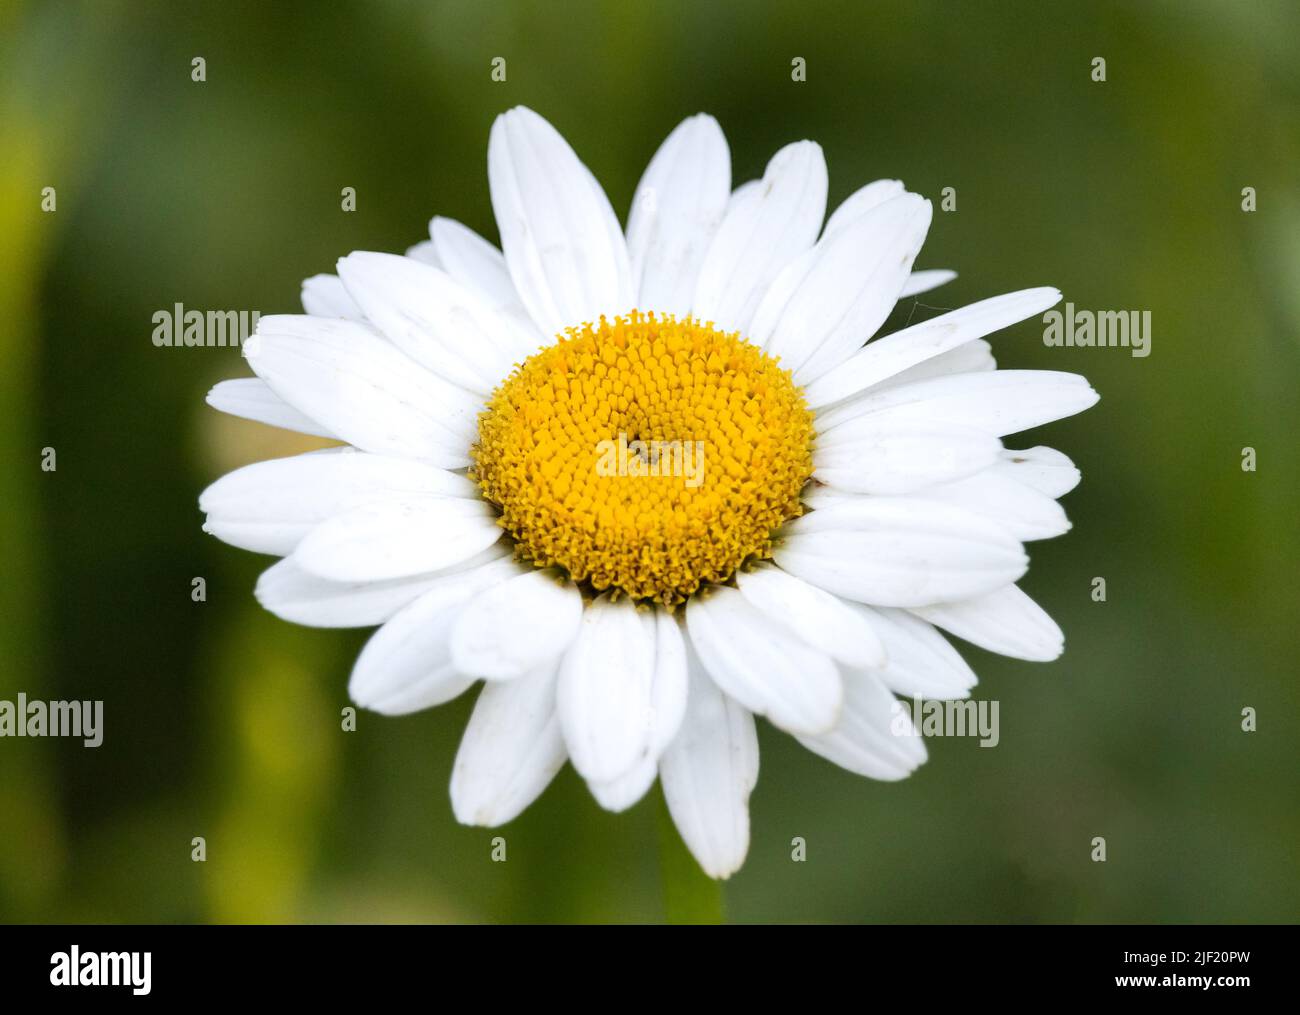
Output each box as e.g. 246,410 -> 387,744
202,107 -> 1097,878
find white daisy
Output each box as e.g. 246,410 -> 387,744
201,107 -> 1097,879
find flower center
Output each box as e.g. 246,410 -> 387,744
472,312 -> 815,605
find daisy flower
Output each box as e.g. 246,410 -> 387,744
201,107 -> 1097,879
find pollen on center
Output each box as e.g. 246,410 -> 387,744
471,311 -> 815,605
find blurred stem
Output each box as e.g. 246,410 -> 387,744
655,788 -> 724,924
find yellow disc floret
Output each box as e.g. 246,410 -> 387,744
471,311 -> 815,605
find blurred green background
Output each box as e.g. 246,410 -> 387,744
2,0 -> 1297,923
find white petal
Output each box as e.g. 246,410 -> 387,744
582,610 -> 688,812
692,140 -> 828,334
855,605 -> 978,698
243,315 -> 480,468
996,446 -> 1081,499
685,586 -> 842,735
206,378 -> 336,439
429,216 -> 534,327
822,178 -> 904,237
812,419 -> 1003,495
924,468 -> 1071,541
348,556 -> 524,714
726,179 -> 760,211
799,482 -> 856,511
911,584 -> 1063,662
579,158 -> 636,323
803,288 -> 1062,409
815,369 -> 1100,440
648,609 -> 690,753
404,240 -> 442,268
253,546 -> 511,628
450,569 -> 584,681
357,670 -> 475,717
488,106 -> 633,336
557,595 -> 658,784
588,757 -> 657,813
660,651 -> 758,880
774,497 -> 1028,607
625,114 -> 731,315
200,449 -> 476,555
451,661 -> 567,826
722,241 -> 816,355
300,273 -> 364,319
736,563 -> 884,669
753,194 -> 933,383
796,668 -> 926,780
336,251 -> 532,393
867,338 -> 996,391
898,269 -> 957,298
290,496 -> 502,582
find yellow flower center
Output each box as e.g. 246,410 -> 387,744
472,312 -> 815,605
